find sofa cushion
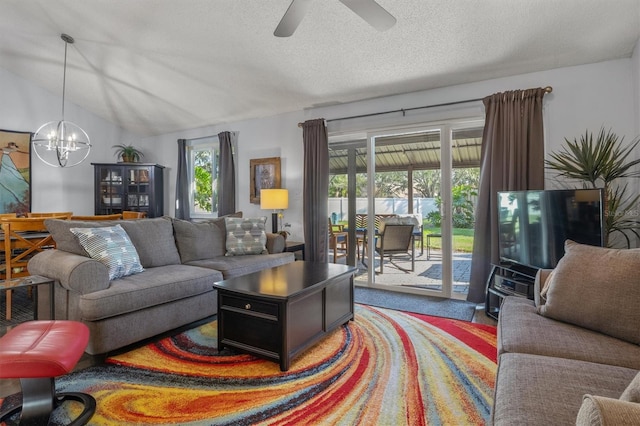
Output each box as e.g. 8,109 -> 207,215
185,252 -> 295,279
45,217 -> 182,268
498,297 -> 640,370
492,353 -> 638,426
224,217 -> 268,255
119,218 -> 181,267
78,264 -> 222,321
70,225 -> 144,281
538,240 -> 640,345
172,217 -> 227,262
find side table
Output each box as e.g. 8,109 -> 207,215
284,241 -> 305,260
1,275 -> 55,321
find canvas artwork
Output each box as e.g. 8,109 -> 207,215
0,129 -> 31,215
249,157 -> 281,204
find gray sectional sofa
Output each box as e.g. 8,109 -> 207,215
28,216 -> 295,355
492,240 -> 640,425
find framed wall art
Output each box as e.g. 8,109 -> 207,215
0,129 -> 32,215
250,157 -> 281,204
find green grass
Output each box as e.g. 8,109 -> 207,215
423,226 -> 475,253
334,220 -> 476,253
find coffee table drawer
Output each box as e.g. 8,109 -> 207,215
220,294 -> 279,317
219,310 -> 280,354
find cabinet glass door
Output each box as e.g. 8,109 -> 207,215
98,166 -> 124,213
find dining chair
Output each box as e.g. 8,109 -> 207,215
1,216 -> 65,320
27,211 -> 73,219
374,224 -> 415,273
70,213 -> 123,221
122,211 -> 147,219
328,218 -> 348,263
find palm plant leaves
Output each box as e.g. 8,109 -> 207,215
546,128 -> 640,187
546,127 -> 640,247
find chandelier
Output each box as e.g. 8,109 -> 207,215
32,34 -> 91,168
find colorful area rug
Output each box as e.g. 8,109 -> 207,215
1,304 -> 497,425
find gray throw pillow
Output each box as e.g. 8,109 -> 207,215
538,240 -> 640,345
224,217 -> 268,256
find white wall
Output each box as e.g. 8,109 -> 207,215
2,55 -> 639,237
0,67 -> 140,215
147,58 -> 638,242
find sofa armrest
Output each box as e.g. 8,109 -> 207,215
534,268 -> 554,306
266,233 -> 285,254
576,395 -> 640,426
28,249 -> 110,294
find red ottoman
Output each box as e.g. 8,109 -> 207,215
0,321 -> 96,425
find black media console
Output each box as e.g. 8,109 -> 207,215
485,262 -> 538,320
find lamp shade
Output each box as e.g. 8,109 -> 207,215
260,189 -> 289,209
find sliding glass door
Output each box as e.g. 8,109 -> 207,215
328,121 -> 482,300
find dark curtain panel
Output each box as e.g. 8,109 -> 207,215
467,88 -> 546,303
302,119 -> 329,262
175,138 -> 191,220
218,131 -> 236,216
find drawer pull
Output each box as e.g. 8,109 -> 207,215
245,303 -> 251,310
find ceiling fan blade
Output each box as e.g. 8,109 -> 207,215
339,0 -> 396,32
274,0 -> 314,37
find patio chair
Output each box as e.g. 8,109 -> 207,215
374,224 -> 415,273
328,218 -> 348,263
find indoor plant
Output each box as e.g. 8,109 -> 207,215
112,144 -> 144,163
546,127 -> 640,247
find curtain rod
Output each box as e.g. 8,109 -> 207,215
297,86 -> 553,128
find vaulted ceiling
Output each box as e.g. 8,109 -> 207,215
1,1 -> 638,137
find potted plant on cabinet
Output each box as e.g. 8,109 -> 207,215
112,144 -> 144,163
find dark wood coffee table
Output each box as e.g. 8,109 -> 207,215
213,261 -> 356,371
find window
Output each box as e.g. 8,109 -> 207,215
187,136 -> 219,217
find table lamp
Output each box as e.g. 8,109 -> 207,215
260,189 -> 289,233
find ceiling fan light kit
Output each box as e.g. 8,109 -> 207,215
32,33 -> 91,168
274,0 -> 396,37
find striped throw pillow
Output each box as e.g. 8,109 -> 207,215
70,225 -> 144,280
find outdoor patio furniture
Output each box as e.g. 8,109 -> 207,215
427,233 -> 442,260
375,224 -> 415,273
328,218 -> 348,263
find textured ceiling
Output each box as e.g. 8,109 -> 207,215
1,0 -> 639,136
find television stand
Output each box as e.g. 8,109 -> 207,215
485,262 -> 538,320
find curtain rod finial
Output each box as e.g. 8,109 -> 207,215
544,86 -> 553,93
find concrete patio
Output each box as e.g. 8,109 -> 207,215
335,248 -> 473,299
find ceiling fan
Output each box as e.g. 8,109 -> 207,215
274,0 -> 396,37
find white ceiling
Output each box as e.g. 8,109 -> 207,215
1,0 -> 639,137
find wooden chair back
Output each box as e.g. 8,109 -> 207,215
27,211 -> 73,219
122,211 -> 147,219
1,216 -> 64,319
71,213 -> 123,221
0,213 -> 18,218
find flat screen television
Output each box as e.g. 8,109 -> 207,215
497,189 -> 604,269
